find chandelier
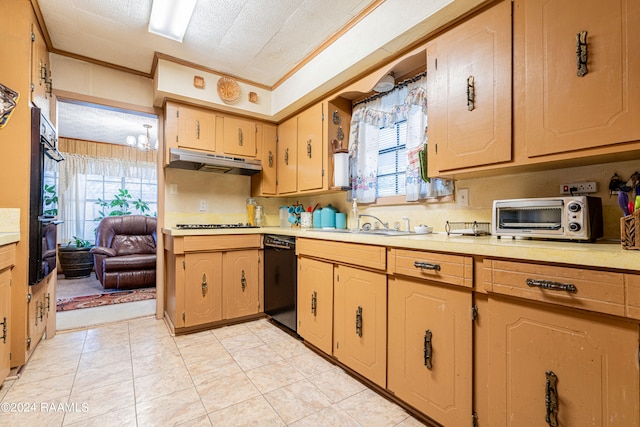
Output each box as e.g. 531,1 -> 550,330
126,124 -> 157,151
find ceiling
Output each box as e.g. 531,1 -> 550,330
39,0 -> 379,146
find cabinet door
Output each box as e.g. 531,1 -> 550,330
387,276 -> 472,426
297,103 -> 324,192
223,250 -> 260,319
297,257 -> 333,354
223,117 -> 257,158
30,23 -> 50,119
277,117 -> 298,194
488,297 -> 640,427
426,0 -> 512,173
517,0 -> 640,157
0,268 -> 11,383
176,105 -> 216,152
27,282 -> 47,355
333,264 -> 386,387
184,252 -> 223,327
254,124 -> 277,196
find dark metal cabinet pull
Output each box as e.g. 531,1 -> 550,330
311,291 -> 317,316
355,306 -> 363,337
414,261 -> 441,271
467,76 -> 475,111
423,329 -> 433,369
284,148 -> 289,165
46,293 -> 50,312
241,270 -> 247,292
0,317 -> 7,344
201,273 -> 208,297
306,140 -> 312,158
238,128 -> 243,146
268,151 -> 273,167
545,371 -> 559,426
576,31 -> 588,77
526,278 -> 577,293
196,120 -> 200,139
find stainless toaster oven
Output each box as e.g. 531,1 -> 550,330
492,196 -> 603,241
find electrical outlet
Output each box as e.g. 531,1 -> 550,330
458,188 -> 469,207
560,181 -> 597,194
199,200 -> 207,211
169,184 -> 178,195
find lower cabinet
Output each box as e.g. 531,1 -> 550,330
333,264 -> 387,388
0,244 -> 14,384
164,234 -> 263,333
387,276 -> 473,426
487,296 -> 640,427
297,256 -> 334,355
184,252 -> 223,327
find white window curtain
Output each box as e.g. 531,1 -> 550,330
57,153 -> 157,243
348,75 -> 454,203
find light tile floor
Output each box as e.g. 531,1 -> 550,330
0,317 -> 426,426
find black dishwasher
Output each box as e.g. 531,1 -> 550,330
264,235 -> 297,332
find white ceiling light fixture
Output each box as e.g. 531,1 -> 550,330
373,73 -> 395,93
148,0 -> 197,42
127,124 -> 156,151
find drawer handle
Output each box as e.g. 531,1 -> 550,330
201,273 -> 208,297
526,278 -> 577,293
576,31 -> 588,77
241,270 -> 247,292
0,317 -> 6,344
196,120 -> 200,139
238,128 -> 243,146
355,306 -> 363,337
467,75 -> 475,111
268,151 -> 273,167
414,261 -> 441,271
311,291 -> 317,316
423,329 -> 433,369
545,371 -> 559,427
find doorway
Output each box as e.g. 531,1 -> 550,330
53,99 -> 159,330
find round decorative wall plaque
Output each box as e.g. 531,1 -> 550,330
217,76 -> 240,103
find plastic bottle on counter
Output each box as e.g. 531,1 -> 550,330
246,198 -> 256,226
350,198 -> 359,231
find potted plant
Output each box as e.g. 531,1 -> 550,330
58,236 -> 94,279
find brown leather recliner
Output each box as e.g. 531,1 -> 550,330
90,215 -> 157,290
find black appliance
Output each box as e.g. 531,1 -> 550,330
29,107 -> 63,286
264,235 -> 297,332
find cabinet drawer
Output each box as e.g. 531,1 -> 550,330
297,238 -> 385,271
167,234 -> 261,254
484,259 -> 625,316
390,249 -> 472,288
625,274 -> 640,320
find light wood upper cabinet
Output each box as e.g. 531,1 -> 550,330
388,276 -> 472,427
297,102 -> 324,192
333,264 -> 387,388
276,116 -> 298,195
297,256 -> 334,355
252,123 -> 277,196
426,0 -> 512,174
516,0 -> 640,158
487,297 -> 639,427
165,101 -> 216,153
30,23 -> 51,119
184,252 -> 223,327
222,249 -> 261,319
223,117 -> 257,158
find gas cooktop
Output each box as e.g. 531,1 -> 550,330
175,223 -> 259,230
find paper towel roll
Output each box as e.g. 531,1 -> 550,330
334,152 -> 349,187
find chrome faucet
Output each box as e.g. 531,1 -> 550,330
358,214 -> 389,230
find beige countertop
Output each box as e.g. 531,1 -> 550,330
163,226 -> 639,273
0,232 -> 20,246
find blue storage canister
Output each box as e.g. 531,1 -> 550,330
320,204 -> 337,228
313,208 -> 322,228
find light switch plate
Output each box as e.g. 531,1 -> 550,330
458,188 -> 469,207
199,200 -> 207,211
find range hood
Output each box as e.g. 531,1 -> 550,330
167,148 -> 262,176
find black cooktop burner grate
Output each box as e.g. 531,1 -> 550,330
175,223 -> 259,230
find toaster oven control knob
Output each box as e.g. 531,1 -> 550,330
568,222 -> 581,232
567,202 -> 582,213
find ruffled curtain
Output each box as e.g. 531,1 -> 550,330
57,153 -> 156,243
348,76 -> 453,203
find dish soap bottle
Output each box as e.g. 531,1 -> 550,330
349,198 -> 359,231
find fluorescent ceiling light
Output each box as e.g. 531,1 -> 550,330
148,0 -> 197,42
